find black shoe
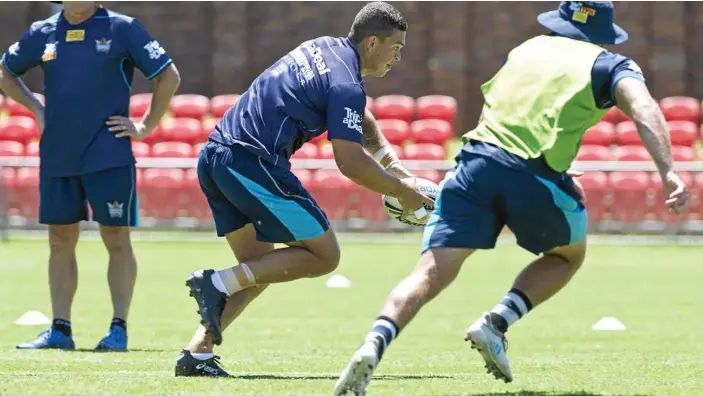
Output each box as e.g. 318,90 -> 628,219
175,349 -> 230,377
186,269 -> 228,345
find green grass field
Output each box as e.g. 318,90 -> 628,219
0,237 -> 702,395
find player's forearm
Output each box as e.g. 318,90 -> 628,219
142,64 -> 181,133
633,103 -> 673,176
334,141 -> 405,197
0,62 -> 43,116
361,108 -> 413,178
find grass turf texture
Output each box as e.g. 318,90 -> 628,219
0,239 -> 701,395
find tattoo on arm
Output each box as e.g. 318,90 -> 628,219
361,109 -> 389,154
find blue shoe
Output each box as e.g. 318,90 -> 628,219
94,325 -> 128,351
16,327 -> 75,350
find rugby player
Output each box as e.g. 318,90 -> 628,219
174,1 -> 433,377
334,2 -> 688,394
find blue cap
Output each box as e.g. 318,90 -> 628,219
537,1 -> 628,45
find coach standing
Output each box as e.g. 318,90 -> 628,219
0,1 -> 180,350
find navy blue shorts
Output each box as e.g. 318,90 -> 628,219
198,141 -> 329,242
422,151 -> 587,255
39,165 -> 139,227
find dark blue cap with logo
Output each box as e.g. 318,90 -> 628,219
537,1 -> 628,45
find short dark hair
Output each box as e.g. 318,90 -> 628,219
348,2 -> 408,46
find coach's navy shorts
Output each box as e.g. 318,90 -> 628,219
198,140 -> 329,242
39,165 -> 139,227
421,150 -> 587,255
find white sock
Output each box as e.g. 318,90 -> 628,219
191,352 -> 214,360
210,272 -> 232,296
490,290 -> 531,329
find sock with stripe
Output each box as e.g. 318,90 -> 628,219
489,288 -> 533,333
364,316 -> 399,359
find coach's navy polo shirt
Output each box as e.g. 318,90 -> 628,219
210,36 -> 365,169
2,7 -> 172,177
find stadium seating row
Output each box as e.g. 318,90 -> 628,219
0,93 -> 458,126
0,140 -> 449,160
1,167 -> 701,226
0,116 -> 456,146
585,119 -> 701,147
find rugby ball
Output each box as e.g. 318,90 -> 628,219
382,177 -> 440,227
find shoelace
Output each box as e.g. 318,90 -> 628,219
211,355 -> 225,370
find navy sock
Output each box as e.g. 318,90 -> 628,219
52,319 -> 72,336
111,318 -> 127,330
365,316 -> 399,359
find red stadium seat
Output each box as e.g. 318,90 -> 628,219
159,118 -> 203,145
366,96 -> 375,114
667,120 -> 697,147
583,121 -> 615,146
169,94 -> 210,120
376,119 -> 409,145
613,145 -> 649,161
130,93 -> 152,118
0,95 -> 4,110
615,121 -> 640,146
210,94 -> 240,119
578,171 -> 608,225
150,141 -> 193,158
318,143 -> 334,159
0,140 -> 24,156
412,169 -> 442,184
6,93 -> 44,118
410,119 -> 453,145
671,146 -> 694,162
0,167 -> 18,214
291,142 -> 319,159
609,171 -> 649,225
602,106 -> 626,124
183,168 -> 210,220
309,169 -> 354,221
310,131 -> 328,145
292,169 -> 314,190
373,95 -> 415,122
131,141 -> 150,158
15,167 -> 40,221
0,116 -> 39,144
141,123 -> 167,145
576,145 -> 611,161
200,118 -> 218,142
140,168 -> 185,220
650,171 -> 694,224
25,141 -> 39,157
193,142 -> 206,156
659,96 -> 699,124
404,143 -> 446,161
415,95 -> 457,125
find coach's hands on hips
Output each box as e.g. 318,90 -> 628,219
106,116 -> 150,140
662,171 -> 688,214
397,177 -> 435,220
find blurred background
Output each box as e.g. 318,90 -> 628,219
1,1 -> 703,237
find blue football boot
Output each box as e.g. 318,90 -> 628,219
95,325 -> 128,351
16,327 -> 75,350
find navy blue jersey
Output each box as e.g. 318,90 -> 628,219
210,36 -> 365,168
2,7 -> 172,177
467,51 -> 645,179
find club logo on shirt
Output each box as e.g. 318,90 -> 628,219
107,201 -> 124,219
143,40 -> 165,60
95,38 -> 111,54
41,42 -> 57,62
66,29 -> 85,42
343,107 -> 363,134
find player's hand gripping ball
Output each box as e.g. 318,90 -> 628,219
382,177 -> 439,226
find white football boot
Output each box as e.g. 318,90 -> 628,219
464,313 -> 513,383
333,342 -> 379,396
